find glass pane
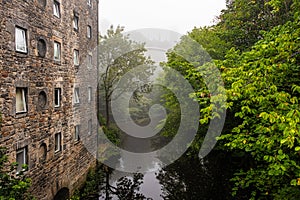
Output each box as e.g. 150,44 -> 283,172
74,50 -> 79,65
16,149 -> 25,172
54,42 -> 60,60
15,28 -> 26,52
53,3 -> 60,17
16,88 -> 26,112
55,89 -> 60,107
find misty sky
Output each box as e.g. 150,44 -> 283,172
99,0 -> 227,34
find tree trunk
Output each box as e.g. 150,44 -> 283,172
105,95 -> 110,128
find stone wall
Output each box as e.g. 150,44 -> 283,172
0,0 -> 99,199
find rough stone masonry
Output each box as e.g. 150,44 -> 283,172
0,0 -> 99,199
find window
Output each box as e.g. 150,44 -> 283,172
54,88 -> 61,107
15,27 -> 27,53
39,143 -> 47,163
88,54 -> 92,69
54,41 -> 61,61
53,0 -> 60,18
37,91 -> 47,110
73,15 -> 79,31
16,87 -> 27,113
87,0 -> 91,6
88,87 -> 92,103
74,49 -> 79,66
55,133 -> 62,152
37,39 -> 47,57
87,25 -> 92,38
16,147 -> 27,173
74,88 -> 80,104
88,119 -> 92,135
75,125 -> 80,141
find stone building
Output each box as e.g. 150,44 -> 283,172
0,0 -> 99,199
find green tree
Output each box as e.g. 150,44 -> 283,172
217,0 -> 295,51
0,147 -> 32,200
98,25 -> 154,127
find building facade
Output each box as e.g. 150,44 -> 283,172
0,0 -> 99,199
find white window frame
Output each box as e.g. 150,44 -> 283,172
55,133 -> 62,152
16,147 -> 27,173
73,15 -> 79,31
75,125 -> 80,141
88,119 -> 92,135
54,88 -> 61,107
15,27 -> 27,53
87,25 -> 92,38
54,41 -> 61,61
16,87 -> 27,113
87,0 -> 92,7
74,49 -> 79,66
74,88 -> 80,104
53,0 -> 60,18
88,87 -> 92,103
88,54 -> 92,69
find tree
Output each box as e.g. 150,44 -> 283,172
0,147 -> 32,200
216,0 -> 295,51
98,25 -> 154,127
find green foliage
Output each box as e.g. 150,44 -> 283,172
215,18 -> 300,198
217,0 -> 295,51
0,147 -> 32,200
71,165 -> 105,200
161,0 -> 300,198
188,26 -> 231,60
98,25 -> 154,127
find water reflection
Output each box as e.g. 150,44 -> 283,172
100,151 -> 235,200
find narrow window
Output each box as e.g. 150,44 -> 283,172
88,119 -> 92,135
88,54 -> 92,69
54,88 -> 61,107
87,26 -> 92,39
39,143 -> 47,163
74,88 -> 80,104
55,133 -> 62,152
87,0 -> 91,7
75,125 -> 80,141
74,49 -> 79,66
53,0 -> 60,18
54,41 -> 61,61
16,87 -> 27,113
73,15 -> 79,31
88,87 -> 92,103
16,147 -> 27,173
15,27 -> 27,53
37,39 -> 47,57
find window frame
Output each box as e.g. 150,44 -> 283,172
16,87 -> 27,114
88,54 -> 92,69
74,87 -> 80,104
54,88 -> 61,108
54,133 -> 62,152
54,41 -> 61,61
16,147 -> 27,173
73,15 -> 79,31
53,0 -> 61,18
15,27 -> 27,53
75,125 -> 80,141
74,49 -> 79,66
87,25 -> 92,39
87,0 -> 92,7
88,119 -> 92,135
88,87 -> 92,103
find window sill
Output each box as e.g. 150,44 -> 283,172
15,50 -> 28,54
53,60 -> 61,65
15,112 -> 28,118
